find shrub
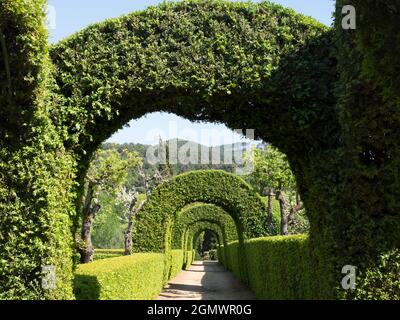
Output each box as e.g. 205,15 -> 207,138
219,235 -> 320,299
223,241 -> 241,278
169,250 -> 184,279
352,249 -> 400,300
93,249 -> 124,261
0,0 -> 77,299
209,249 -> 218,260
132,170 -> 271,254
172,203 -> 239,250
184,250 -> 195,269
74,253 -> 165,300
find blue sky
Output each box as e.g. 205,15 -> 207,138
48,0 -> 335,146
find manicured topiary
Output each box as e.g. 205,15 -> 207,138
219,235 -> 319,299
132,170 -> 270,253
0,0 -> 76,300
172,203 -> 239,250
93,249 -> 124,261
330,0 -> 400,299
185,221 -> 225,252
2,0 -> 399,299
74,253 -> 165,300
169,249 -> 184,279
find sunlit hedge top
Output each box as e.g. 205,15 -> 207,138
50,0 -> 334,158
132,170 -> 270,252
172,203 -> 238,249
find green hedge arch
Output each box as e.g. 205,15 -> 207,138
131,170 -> 269,253
172,203 -> 239,250
2,0 -> 399,299
186,221 -> 225,253
173,203 -> 239,269
49,0 -> 333,160
130,170 -> 267,284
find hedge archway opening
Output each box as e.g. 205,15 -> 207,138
172,203 -> 239,250
3,0 -> 398,300
131,170 -> 269,283
131,170 -> 270,253
172,203 -> 239,269
0,0 -> 338,298
185,221 -> 225,263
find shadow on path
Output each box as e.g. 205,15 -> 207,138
157,261 -> 255,300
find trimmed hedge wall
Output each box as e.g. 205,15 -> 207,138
184,250 -> 195,269
94,249 -> 124,261
219,235 -> 319,299
74,253 -> 165,300
169,250 -> 184,279
219,241 -> 241,279
332,0 -> 400,299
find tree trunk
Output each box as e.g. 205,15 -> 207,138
288,191 -> 303,222
124,199 -> 146,255
267,188 -> 275,233
80,182 -> 100,263
276,190 -> 288,236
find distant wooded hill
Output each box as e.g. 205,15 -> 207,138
102,139 -> 264,192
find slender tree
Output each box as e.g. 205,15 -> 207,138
79,149 -> 141,263
245,145 -> 297,235
120,161 -> 171,255
158,137 -> 174,180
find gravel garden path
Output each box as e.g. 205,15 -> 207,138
157,261 -> 255,300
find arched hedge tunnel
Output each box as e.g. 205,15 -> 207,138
172,203 -> 238,250
1,0 -> 399,300
184,221 -> 226,267
132,170 -> 270,253
176,203 -> 239,269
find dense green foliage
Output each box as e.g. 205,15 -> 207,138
244,144 -> 308,235
91,140 -> 245,249
74,253 -> 165,300
132,170 -> 271,253
218,235 -> 319,299
91,194 -> 126,249
244,145 -> 296,193
50,0 -> 330,159
1,0 -> 399,299
169,250 -> 184,279
93,249 -> 124,261
352,249 -> 400,300
184,250 -> 195,269
172,203 -> 239,249
330,0 -> 400,299
0,0 -> 76,299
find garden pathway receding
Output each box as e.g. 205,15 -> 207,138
157,261 -> 255,300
